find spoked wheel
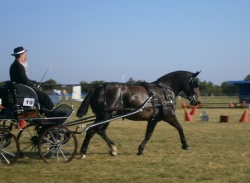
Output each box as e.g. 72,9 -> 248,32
38,126 -> 77,163
17,123 -> 40,159
0,129 -> 20,165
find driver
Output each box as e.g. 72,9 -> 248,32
9,46 -> 63,117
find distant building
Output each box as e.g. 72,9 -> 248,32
228,81 -> 250,103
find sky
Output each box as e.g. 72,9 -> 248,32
1,0 -> 249,86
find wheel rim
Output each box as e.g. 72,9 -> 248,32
0,129 -> 20,165
39,126 -> 77,163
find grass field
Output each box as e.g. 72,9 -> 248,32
1,97 -> 250,183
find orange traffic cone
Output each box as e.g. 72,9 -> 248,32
229,101 -> 234,107
239,109 -> 248,123
181,101 -> 186,108
184,108 -> 193,122
190,106 -> 198,115
18,119 -> 27,129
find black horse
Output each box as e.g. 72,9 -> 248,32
76,70 -> 201,158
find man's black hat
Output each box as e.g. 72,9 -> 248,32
11,46 -> 27,56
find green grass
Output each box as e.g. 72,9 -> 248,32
0,98 -> 250,183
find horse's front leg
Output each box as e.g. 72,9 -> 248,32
137,120 -> 157,156
167,117 -> 189,150
97,123 -> 118,156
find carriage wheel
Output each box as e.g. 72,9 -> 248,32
17,123 -> 40,159
0,129 -> 20,165
38,126 -> 77,163
0,120 -> 15,148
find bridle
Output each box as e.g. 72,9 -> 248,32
178,75 -> 200,104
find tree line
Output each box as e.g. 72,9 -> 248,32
1,74 -> 250,96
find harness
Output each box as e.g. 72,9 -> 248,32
140,82 -> 157,120
102,78 -> 196,119
154,82 -> 175,106
140,81 -> 175,120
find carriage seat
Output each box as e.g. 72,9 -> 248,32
14,83 -> 40,110
3,81 -> 40,110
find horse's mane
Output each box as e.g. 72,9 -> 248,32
155,70 -> 192,83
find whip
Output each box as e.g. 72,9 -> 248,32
40,64 -> 51,83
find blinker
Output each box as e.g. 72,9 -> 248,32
192,78 -> 199,88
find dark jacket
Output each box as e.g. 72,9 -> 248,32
9,60 -> 37,86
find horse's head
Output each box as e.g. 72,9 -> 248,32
155,70 -> 202,106
180,71 -> 201,106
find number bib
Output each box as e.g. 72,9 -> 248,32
23,98 -> 35,107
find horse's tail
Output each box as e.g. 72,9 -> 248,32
76,92 -> 93,118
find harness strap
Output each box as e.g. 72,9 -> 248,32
140,82 -> 157,120
140,82 -> 155,98
155,82 -> 175,106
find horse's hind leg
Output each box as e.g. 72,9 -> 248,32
80,122 -> 117,158
97,123 -> 117,156
137,120 -> 157,156
167,117 -> 189,150
80,126 -> 98,159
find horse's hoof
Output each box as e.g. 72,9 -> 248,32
137,152 -> 143,156
182,145 -> 190,150
110,151 -> 118,156
110,145 -> 118,156
79,154 -> 86,159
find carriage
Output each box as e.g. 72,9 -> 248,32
0,70 -> 201,165
0,81 -> 77,165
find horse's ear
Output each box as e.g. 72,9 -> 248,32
192,71 -> 201,78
